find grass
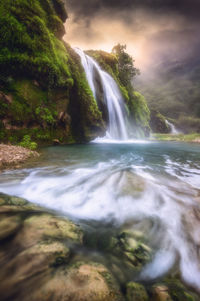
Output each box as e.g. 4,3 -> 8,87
151,133 -> 200,142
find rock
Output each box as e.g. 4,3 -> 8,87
126,282 -> 149,301
162,279 -> 197,301
118,172 -> 146,198
118,231 -> 151,266
0,215 -> 22,240
150,110 -> 170,133
53,139 -> 61,145
0,194 -> 85,301
151,285 -> 172,301
22,214 -> 81,252
33,262 -> 124,301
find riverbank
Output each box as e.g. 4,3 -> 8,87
0,144 -> 39,170
151,133 -> 200,143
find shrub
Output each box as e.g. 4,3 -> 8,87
19,135 -> 37,150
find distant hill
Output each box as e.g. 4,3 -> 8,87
135,47 -> 200,132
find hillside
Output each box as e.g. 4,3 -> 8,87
135,51 -> 200,133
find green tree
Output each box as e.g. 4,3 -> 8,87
112,44 -> 139,87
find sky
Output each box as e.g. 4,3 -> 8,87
64,0 -> 200,72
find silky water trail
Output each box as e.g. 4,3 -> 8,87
0,141 -> 200,292
74,48 -> 128,141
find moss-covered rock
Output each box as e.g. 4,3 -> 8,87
0,194 -> 125,301
0,0 -> 104,145
0,193 -> 85,301
34,262 -> 124,301
150,285 -> 172,301
126,282 -> 149,301
150,110 -> 170,133
128,91 -> 150,137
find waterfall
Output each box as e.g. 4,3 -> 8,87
166,120 -> 181,135
74,48 -> 128,140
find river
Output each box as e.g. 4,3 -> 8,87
0,140 -> 200,292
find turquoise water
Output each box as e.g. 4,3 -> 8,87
0,141 -> 200,289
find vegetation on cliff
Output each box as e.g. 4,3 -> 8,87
87,45 -> 150,137
135,56 -> 200,133
0,0 -> 104,145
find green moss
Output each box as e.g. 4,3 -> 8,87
86,50 -> 150,136
152,133 -> 200,142
0,0 -> 70,87
65,45 -> 104,141
0,1 -> 107,144
126,282 -> 148,301
86,50 -> 129,102
128,91 -> 150,136
19,135 -> 38,150
163,279 -> 197,301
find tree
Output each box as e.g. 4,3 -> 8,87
112,44 -> 140,87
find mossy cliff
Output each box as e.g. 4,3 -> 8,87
0,0 -> 104,145
86,49 -> 151,137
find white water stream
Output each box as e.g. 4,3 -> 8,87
74,48 -> 128,140
166,120 -> 181,134
0,142 -> 200,291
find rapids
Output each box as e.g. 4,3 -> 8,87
0,141 -> 200,290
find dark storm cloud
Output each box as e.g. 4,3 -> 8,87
64,0 -> 200,72
67,0 -> 200,20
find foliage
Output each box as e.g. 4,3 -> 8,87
35,106 -> 56,125
19,135 -> 38,150
176,115 -> 200,133
0,0 -> 71,87
0,0 -> 104,144
86,47 -> 150,137
128,91 -> 150,136
112,44 -> 140,87
152,133 -> 200,142
135,57 -> 200,132
150,110 -> 170,134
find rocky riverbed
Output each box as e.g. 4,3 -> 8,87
0,193 -> 198,301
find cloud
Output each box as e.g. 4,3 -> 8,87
64,0 -> 200,72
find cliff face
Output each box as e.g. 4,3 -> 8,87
0,0 -> 104,145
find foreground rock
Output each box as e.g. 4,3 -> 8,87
0,194 -> 123,301
0,144 -> 39,170
0,193 -> 199,301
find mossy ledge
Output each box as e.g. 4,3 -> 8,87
0,0 -> 105,145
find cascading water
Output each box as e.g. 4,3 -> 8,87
74,48 -> 128,140
166,120 -> 181,134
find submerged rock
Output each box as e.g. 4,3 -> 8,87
33,262 -> 124,301
151,285 -> 172,301
0,194 -> 124,301
0,194 -> 83,301
0,193 -> 199,301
